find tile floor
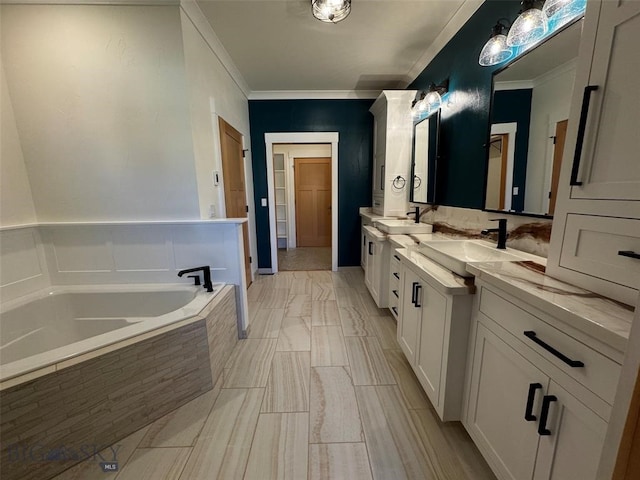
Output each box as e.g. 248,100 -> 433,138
52,268 -> 496,480
278,247 -> 331,271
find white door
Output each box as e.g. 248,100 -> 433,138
467,324 -> 547,480
414,282 -> 447,407
398,268 -> 422,364
533,381 -> 608,480
571,0 -> 640,200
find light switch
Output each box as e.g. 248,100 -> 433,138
513,186 -> 519,195
261,198 -> 268,207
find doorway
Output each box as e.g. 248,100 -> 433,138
547,119 -> 568,216
265,133 -> 339,273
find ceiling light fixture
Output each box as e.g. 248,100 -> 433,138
478,20 -> 514,66
312,0 -> 351,23
506,0 -> 548,47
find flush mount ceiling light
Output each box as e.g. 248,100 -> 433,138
478,20 -> 514,66
507,0 -> 548,47
312,0 -> 351,23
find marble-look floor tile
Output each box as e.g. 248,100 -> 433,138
368,315 -> 400,350
138,385 -> 220,448
311,300 -> 340,326
290,278 -> 313,294
356,385 -> 436,480
247,283 -> 264,302
309,270 -> 333,284
358,291 -> 388,315
309,367 -> 364,443
262,352 -> 310,413
180,388 -> 263,480
51,426 -> 149,480
335,287 -> 366,308
247,308 -> 284,339
311,326 -> 349,367
258,287 -> 289,309
224,339 -> 277,388
243,413 -> 309,480
383,349 -> 430,410
312,282 -> 335,301
346,336 -> 396,385
284,294 -> 312,317
309,443 -> 373,480
115,447 -> 191,480
276,317 -> 311,352
274,273 -> 293,289
339,306 -> 376,336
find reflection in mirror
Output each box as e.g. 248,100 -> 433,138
484,19 -> 581,217
411,110 -> 439,204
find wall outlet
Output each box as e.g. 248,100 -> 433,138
513,186 -> 519,195
261,198 -> 267,207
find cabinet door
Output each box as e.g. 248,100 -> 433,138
467,323 -> 547,480
361,229 -> 367,268
571,0 -> 640,201
533,381 -> 608,480
414,283 -> 447,407
398,268 -> 422,364
372,114 -> 387,196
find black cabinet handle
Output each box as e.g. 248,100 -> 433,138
381,165 -> 385,190
538,395 -> 557,436
391,306 -> 398,315
524,383 -> 543,421
392,289 -> 399,298
411,281 -> 418,305
363,235 -> 366,246
415,284 -> 422,308
394,254 -> 400,261
368,242 -> 373,255
393,272 -> 400,279
619,250 -> 640,260
571,85 -> 598,186
524,331 -> 584,368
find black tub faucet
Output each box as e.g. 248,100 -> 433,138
406,206 -> 421,224
481,219 -> 508,250
178,266 -> 213,292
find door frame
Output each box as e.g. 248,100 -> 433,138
265,132 -> 339,273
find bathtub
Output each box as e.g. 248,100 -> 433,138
0,282 -> 225,382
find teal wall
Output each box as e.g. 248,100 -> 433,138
248,100 -> 374,269
409,0 -> 523,208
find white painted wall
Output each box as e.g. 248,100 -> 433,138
525,61 -> 576,214
1,5 -> 199,221
0,64 -> 37,227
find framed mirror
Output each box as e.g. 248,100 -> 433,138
410,110 -> 440,204
484,19 -> 582,217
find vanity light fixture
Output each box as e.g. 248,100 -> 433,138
411,91 -> 429,118
312,0 -> 351,23
506,0 -> 548,47
543,0 -> 586,27
478,20 -> 514,66
412,80 -> 449,119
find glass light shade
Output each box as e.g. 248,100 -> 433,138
312,0 -> 351,23
424,90 -> 442,113
543,0 -> 586,28
478,34 -> 514,66
506,8 -> 548,47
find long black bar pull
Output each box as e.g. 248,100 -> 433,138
571,85 -> 598,186
525,383 -> 543,421
524,331 -> 584,368
538,395 -> 558,436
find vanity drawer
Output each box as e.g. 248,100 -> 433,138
479,287 -> 621,404
560,214 -> 640,290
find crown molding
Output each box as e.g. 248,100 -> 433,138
249,90 -> 381,100
405,0 -> 485,86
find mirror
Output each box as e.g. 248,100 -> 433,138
411,110 -> 440,204
484,19 -> 582,217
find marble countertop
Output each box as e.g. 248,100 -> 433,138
466,261 -> 634,352
387,235 -> 415,248
363,225 -> 387,241
396,248 -> 475,296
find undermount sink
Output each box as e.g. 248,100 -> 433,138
419,240 -> 523,277
375,219 -> 434,234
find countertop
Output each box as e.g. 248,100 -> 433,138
466,261 -> 634,352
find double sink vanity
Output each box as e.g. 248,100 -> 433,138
360,209 -> 633,480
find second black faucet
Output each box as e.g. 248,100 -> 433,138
178,266 -> 213,292
481,219 -> 508,249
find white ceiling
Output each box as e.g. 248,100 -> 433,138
196,0 -> 477,94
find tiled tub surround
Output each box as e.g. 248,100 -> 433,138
0,284 -> 238,480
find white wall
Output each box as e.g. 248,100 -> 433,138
525,61 -> 576,213
1,5 -> 200,221
0,64 -> 37,227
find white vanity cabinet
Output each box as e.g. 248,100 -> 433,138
369,91 -> 416,217
362,226 -> 390,308
396,249 -> 474,421
548,0 -> 640,306
463,275 -> 626,480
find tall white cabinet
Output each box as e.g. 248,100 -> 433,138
369,91 -> 416,217
548,0 -> 640,305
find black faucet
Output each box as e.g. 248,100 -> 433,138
481,219 -> 508,250
406,206 -> 421,224
178,266 -> 213,292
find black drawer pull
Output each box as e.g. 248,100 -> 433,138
391,306 -> 398,315
394,254 -> 400,261
368,242 -> 373,255
392,289 -> 399,298
524,331 -> 584,368
363,235 -> 366,246
538,395 -> 557,436
571,85 -> 598,186
414,284 -> 422,308
619,250 -> 640,260
393,272 -> 400,280
524,383 -> 542,421
411,281 -> 418,305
